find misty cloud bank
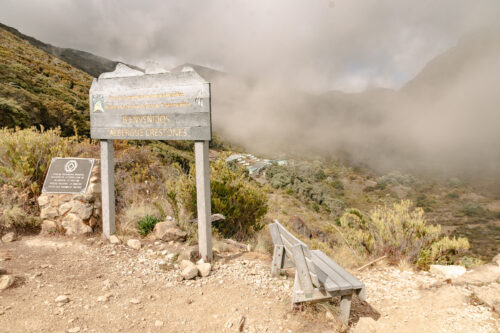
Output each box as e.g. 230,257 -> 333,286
1,0 -> 500,178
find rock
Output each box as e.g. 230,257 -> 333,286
0,275 -> 15,290
40,206 -> 59,219
37,195 -> 50,207
0,267 -> 6,275
196,258 -> 205,265
180,260 -> 195,271
88,183 -> 101,194
1,232 -> 16,243
181,266 -> 199,280
352,317 -> 377,333
153,222 -> 187,242
55,295 -> 70,303
453,263 -> 500,286
41,220 -> 58,234
471,283 -> 500,314
197,262 -> 212,277
129,298 -> 141,304
67,327 -> 80,333
127,239 -> 141,250
109,235 -> 121,244
154,320 -> 164,327
289,216 -> 312,238
179,246 -> 199,261
325,310 -> 335,321
68,201 -> 93,220
61,213 -> 92,235
491,253 -> 500,266
430,265 -> 466,279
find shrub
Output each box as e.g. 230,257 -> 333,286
178,160 -> 268,240
336,200 -> 470,266
137,215 -> 160,236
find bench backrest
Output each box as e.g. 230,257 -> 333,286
269,220 -> 321,289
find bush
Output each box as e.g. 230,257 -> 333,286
178,160 -> 268,240
137,215 -> 160,236
336,200 -> 470,266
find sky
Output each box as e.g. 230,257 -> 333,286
0,0 -> 498,92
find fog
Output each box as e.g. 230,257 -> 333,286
1,0 -> 500,178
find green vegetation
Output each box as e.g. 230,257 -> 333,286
0,28 -> 92,136
175,160 -> 268,240
334,200 -> 470,267
137,215 -> 160,236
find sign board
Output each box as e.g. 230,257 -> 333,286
89,67 -> 211,141
42,158 -> 94,194
89,64 -> 213,262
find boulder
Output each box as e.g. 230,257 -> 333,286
1,232 -> 16,243
40,206 -> 59,220
471,283 -> 500,314
37,195 -> 50,207
430,265 -> 466,279
179,246 -> 199,261
109,235 -> 121,244
453,263 -> 500,286
153,222 -> 187,242
181,265 -> 199,280
197,262 -> 212,277
127,239 -> 141,250
289,216 -> 312,238
180,260 -> 196,271
0,275 -> 15,291
41,220 -> 58,234
66,201 -> 93,220
61,213 -> 92,235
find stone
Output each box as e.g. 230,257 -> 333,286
67,201 -> 93,220
55,295 -> 70,303
197,262 -> 212,277
471,283 -> 500,314
129,298 -> 141,304
41,220 -> 58,234
1,232 -> 16,243
61,214 -> 92,235
0,275 -> 15,290
67,327 -> 80,333
153,222 -> 187,242
491,253 -> 500,266
40,207 -> 59,220
289,216 -> 312,238
453,263 -> 500,286
325,310 -> 335,321
154,320 -> 164,327
181,266 -> 199,280
109,235 -> 121,244
180,260 -> 195,271
0,268 -> 6,275
196,258 -> 205,265
37,195 -> 50,207
127,239 -> 141,250
179,246 -> 199,261
430,265 -> 466,279
88,183 -> 101,194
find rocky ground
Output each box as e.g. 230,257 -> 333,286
0,235 -> 499,333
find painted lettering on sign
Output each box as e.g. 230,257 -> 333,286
105,102 -> 189,110
121,114 -> 170,124
107,91 -> 184,101
108,128 -> 188,137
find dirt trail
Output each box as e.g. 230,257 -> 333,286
0,236 -> 498,333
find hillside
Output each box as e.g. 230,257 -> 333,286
0,22 -> 124,78
0,27 -> 92,136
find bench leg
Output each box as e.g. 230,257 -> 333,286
339,294 -> 352,325
271,244 -> 284,276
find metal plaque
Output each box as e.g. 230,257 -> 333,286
89,65 -> 211,141
42,158 -> 95,194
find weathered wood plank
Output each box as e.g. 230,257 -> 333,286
195,141 -> 212,262
311,250 -> 364,289
271,244 -> 285,275
339,294 -> 352,325
292,245 -> 314,294
268,223 -> 283,245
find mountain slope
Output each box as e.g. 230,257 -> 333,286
0,27 -> 92,135
0,22 -> 126,78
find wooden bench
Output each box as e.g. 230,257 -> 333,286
269,220 -> 366,324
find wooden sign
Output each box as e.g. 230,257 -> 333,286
42,158 -> 94,194
89,64 -> 213,261
90,67 -> 211,141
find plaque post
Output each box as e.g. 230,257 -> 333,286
195,140 -> 212,262
101,139 -> 115,238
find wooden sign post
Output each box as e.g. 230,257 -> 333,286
90,64 -> 213,261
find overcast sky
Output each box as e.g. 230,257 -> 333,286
0,0 -> 498,92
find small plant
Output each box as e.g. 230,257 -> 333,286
137,215 -> 160,236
